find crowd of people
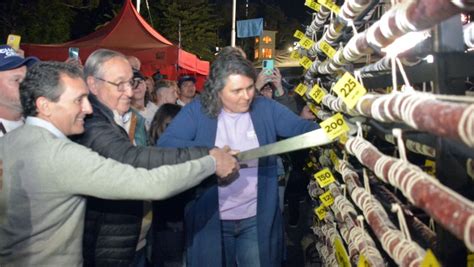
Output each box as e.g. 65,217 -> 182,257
0,44 -> 321,267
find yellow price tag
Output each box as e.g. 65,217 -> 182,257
299,36 -> 315,50
319,191 -> 334,207
314,205 -> 327,220
314,168 -> 336,188
320,113 -> 350,140
338,133 -> 349,145
467,251 -> 474,267
333,72 -> 367,109
305,0 -> 321,11
317,0 -> 340,14
290,50 -> 301,60
299,56 -> 313,70
294,83 -> 308,96
308,84 -> 325,104
319,40 -> 336,59
7,34 -> 21,50
293,30 -> 305,40
329,150 -> 339,167
334,22 -> 344,33
357,254 -> 370,267
424,159 -> 436,176
308,103 -> 319,115
334,238 -> 351,267
420,249 -> 441,267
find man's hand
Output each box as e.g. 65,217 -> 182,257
300,105 -> 316,120
209,146 -> 239,183
65,57 -> 83,70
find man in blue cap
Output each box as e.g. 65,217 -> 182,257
0,45 -> 38,136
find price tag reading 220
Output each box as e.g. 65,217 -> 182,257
309,84 -> 325,104
333,72 -> 367,109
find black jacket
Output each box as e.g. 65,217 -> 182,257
73,95 -> 209,267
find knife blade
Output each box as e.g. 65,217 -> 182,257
236,128 -> 333,162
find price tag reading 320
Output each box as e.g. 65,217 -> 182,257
320,113 -> 349,140
333,72 -> 367,109
314,168 -> 336,188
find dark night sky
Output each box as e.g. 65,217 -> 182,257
276,0 -> 309,22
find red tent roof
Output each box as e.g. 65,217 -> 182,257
21,0 -> 209,82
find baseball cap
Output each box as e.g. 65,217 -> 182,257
177,75 -> 196,88
0,45 -> 39,71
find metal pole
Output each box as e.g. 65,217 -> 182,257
231,0 -> 236,47
136,0 -> 141,13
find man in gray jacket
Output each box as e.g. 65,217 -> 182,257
0,61 -> 238,266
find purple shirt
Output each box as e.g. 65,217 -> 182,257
215,110 -> 259,220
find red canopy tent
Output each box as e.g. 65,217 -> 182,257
21,0 -> 209,88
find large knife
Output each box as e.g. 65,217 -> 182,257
236,128 -> 333,162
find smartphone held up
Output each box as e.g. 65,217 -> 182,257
68,47 -> 79,60
262,59 -> 274,75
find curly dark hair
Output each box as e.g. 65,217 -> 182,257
148,103 -> 182,145
20,61 -> 84,117
200,47 -> 257,117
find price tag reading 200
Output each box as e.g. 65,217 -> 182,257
320,113 -> 349,140
314,168 -> 336,188
333,72 -> 367,109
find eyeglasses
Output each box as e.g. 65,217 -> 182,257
94,77 -> 134,92
132,79 -> 145,89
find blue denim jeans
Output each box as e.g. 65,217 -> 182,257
131,247 -> 147,267
221,216 -> 260,267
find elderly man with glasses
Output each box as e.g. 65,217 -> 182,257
73,49 -> 226,267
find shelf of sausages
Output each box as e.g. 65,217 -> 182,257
317,90 -> 474,148
314,0 -> 474,75
344,135 -> 474,251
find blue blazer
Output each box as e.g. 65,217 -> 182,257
158,96 -> 318,266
